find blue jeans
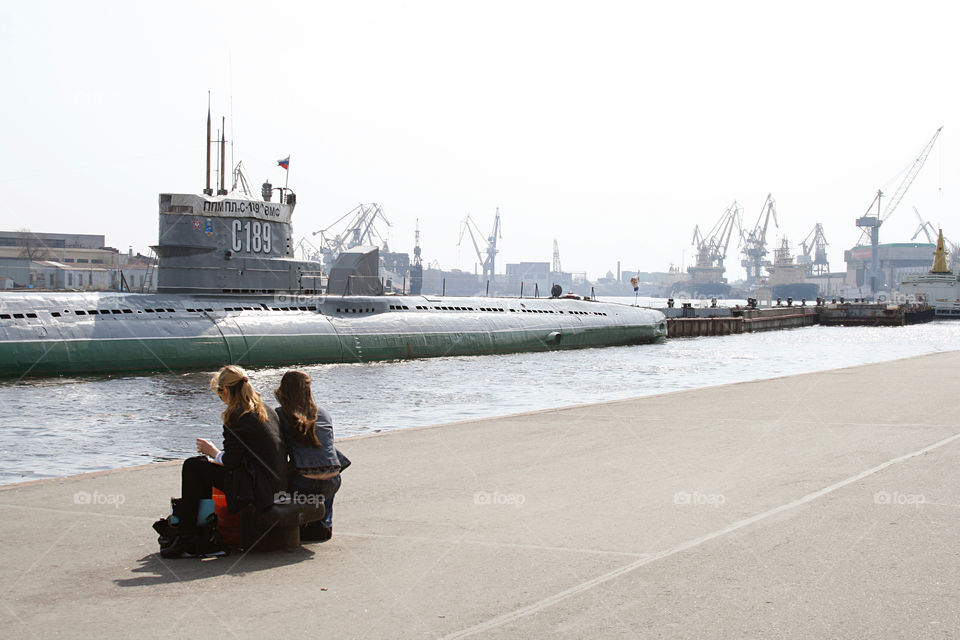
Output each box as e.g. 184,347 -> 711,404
290,473 -> 341,528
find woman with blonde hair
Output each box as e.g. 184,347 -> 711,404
274,370 -> 348,542
155,364 -> 287,558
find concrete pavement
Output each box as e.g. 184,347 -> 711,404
2,351 -> 959,638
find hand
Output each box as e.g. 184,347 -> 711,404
196,438 -> 220,459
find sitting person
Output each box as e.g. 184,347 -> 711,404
274,370 -> 348,542
155,365 -> 287,558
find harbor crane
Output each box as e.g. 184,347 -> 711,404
856,126 -> 942,294
690,201 -> 742,275
912,208 -> 960,271
740,194 -> 779,286
947,238 -> 960,273
230,161 -> 253,196
409,218 -> 424,295
798,223 -> 830,275
412,218 -> 423,269
312,203 -> 391,267
458,208 -> 502,283
910,206 -> 938,244
552,239 -> 562,273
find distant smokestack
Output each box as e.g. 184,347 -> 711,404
204,97 -> 212,195
617,261 -> 621,282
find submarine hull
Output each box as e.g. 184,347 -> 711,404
0,292 -> 666,378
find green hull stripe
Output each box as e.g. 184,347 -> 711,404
0,325 -> 663,377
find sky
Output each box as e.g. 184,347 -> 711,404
2,1 -> 959,282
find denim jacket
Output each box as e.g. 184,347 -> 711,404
274,405 -> 341,479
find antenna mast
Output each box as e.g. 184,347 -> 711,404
204,93 -> 212,195
218,117 -> 227,195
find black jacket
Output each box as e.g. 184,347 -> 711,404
221,409 -> 287,513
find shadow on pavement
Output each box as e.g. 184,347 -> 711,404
114,547 -> 317,587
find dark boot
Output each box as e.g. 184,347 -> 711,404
193,515 -> 229,557
161,513 -> 228,559
159,533 -> 195,559
153,498 -> 185,548
301,521 -> 332,542
158,499 -> 199,558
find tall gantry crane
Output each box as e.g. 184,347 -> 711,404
552,239 -> 562,273
740,194 -> 779,286
798,223 -> 830,275
312,203 -> 391,267
690,201 -> 742,274
458,209 -> 502,283
856,126 -> 942,294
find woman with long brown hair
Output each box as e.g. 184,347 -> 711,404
155,365 -> 287,558
274,370 -> 347,542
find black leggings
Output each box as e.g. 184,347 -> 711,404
177,456 -> 226,529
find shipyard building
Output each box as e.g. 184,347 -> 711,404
843,242 -> 937,291
0,231 -> 156,292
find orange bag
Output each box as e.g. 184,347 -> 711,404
212,488 -> 241,546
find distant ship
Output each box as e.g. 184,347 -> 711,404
899,230 -> 960,318
0,120 -> 666,378
759,238 -> 819,302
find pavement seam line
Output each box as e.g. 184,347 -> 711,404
441,430 -> 960,639
0,503 -> 154,520
336,531 -> 649,558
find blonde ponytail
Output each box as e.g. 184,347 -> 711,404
210,365 -> 269,425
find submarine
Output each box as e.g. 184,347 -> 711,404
0,136 -> 666,378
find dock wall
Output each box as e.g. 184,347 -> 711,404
663,303 -> 930,337
665,306 -> 817,337
665,317 -> 743,337
741,306 -> 819,332
819,303 -> 935,326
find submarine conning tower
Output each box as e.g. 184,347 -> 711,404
154,191 -> 323,294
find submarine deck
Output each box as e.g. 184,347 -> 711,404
2,351 -> 959,638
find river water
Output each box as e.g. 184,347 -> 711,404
2,298 -> 958,485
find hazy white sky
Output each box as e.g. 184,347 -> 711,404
2,1 -> 958,281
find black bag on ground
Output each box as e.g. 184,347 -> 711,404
153,499 -> 229,558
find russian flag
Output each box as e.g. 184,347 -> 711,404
277,156 -> 290,170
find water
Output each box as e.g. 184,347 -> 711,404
2,310 -> 959,485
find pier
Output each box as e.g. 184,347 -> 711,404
819,301 -> 936,326
664,302 -> 932,337
665,316 -> 742,336
2,351 -> 959,637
